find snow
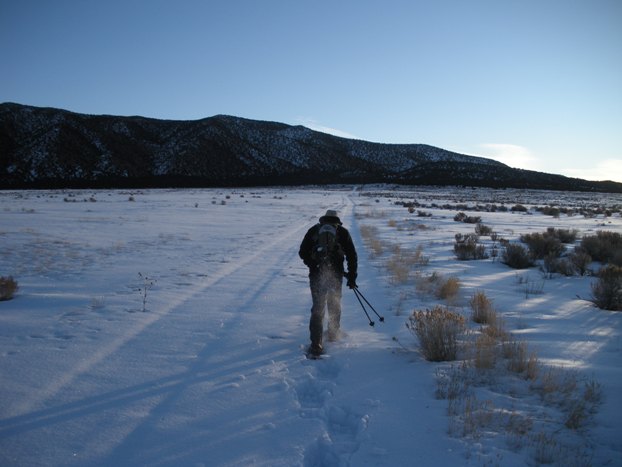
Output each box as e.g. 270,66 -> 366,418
0,185 -> 621,466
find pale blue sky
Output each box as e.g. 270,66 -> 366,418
2,0 -> 621,182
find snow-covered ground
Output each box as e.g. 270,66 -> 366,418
0,185 -> 620,466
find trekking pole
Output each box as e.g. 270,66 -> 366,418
352,287 -> 375,326
353,287 -> 385,322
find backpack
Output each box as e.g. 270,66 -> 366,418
311,223 -> 342,265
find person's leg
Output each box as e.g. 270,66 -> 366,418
326,274 -> 343,341
309,274 -> 327,351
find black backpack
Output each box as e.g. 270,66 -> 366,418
311,224 -> 343,265
311,223 -> 343,265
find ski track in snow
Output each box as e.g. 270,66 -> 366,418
8,206 -> 313,418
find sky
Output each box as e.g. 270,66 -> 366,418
1,0 -> 621,183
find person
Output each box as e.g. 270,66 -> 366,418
299,209 -> 358,356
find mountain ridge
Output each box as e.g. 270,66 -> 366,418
1,102 -> 620,193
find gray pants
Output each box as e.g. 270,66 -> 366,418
309,270 -> 342,347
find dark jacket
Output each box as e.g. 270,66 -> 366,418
299,221 -> 357,277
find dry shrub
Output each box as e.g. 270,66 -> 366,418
536,368 -> 602,431
569,248 -> 592,276
590,264 -> 622,311
436,276 -> 461,302
532,432 -> 560,465
386,253 -> 410,284
410,244 -> 430,267
481,318 -> 510,342
407,306 -> 466,361
503,340 -> 525,368
565,379 -> 603,430
0,276 -> 18,301
475,223 -> 493,236
565,401 -> 589,430
546,227 -> 579,244
467,313 -> 511,371
474,333 -> 497,370
538,367 -> 578,401
415,271 -> 435,296
526,353 -> 539,381
451,395 -> 496,439
539,205 -> 561,217
454,212 -> 481,223
386,245 -> 429,284
504,340 -> 539,380
580,230 -> 622,265
414,271 -> 440,295
520,231 -> 565,259
502,243 -> 534,269
505,411 -> 533,439
415,272 -> 461,303
454,233 -> 488,260
542,247 -> 592,276
583,379 -> 603,406
543,255 -> 576,277
469,291 -> 495,324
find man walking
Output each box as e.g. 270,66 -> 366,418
299,209 -> 358,357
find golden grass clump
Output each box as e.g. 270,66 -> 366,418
469,291 -> 496,324
436,276 -> 461,302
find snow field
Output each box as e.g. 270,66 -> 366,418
0,185 -> 620,466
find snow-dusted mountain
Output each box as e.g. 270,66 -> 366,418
1,102 -> 620,192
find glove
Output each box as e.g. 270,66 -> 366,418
346,271 -> 357,289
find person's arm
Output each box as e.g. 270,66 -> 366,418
341,228 -> 358,287
299,226 -> 316,267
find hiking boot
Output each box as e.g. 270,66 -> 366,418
308,343 -> 323,356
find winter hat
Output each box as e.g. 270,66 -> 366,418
319,209 -> 342,225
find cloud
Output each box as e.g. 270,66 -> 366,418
477,143 -> 542,171
561,159 -> 622,183
475,144 -> 622,183
295,118 -> 358,139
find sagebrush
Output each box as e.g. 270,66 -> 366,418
502,243 -> 533,269
581,231 -> 622,266
407,306 -> 466,361
520,231 -> 565,259
590,264 -> 622,311
454,234 -> 488,261
454,212 -> 481,224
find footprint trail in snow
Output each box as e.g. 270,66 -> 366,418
289,349 -> 372,467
